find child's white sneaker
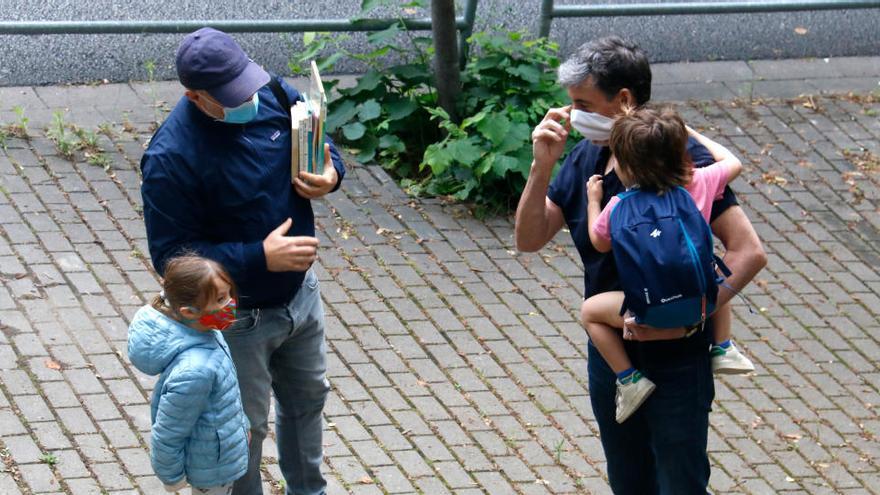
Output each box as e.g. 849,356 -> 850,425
711,341 -> 755,375
615,370 -> 656,423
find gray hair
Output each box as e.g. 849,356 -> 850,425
557,36 -> 653,105
558,52 -> 591,88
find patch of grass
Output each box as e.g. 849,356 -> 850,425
87,152 -> 112,171
97,122 -> 116,138
3,105 -> 30,140
144,59 -> 170,126
40,452 -> 58,466
554,438 -> 565,463
73,126 -> 101,152
46,111 -> 78,159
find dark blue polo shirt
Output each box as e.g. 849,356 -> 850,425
548,137 -> 738,366
141,79 -> 345,309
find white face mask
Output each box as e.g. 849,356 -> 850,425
570,109 -> 615,143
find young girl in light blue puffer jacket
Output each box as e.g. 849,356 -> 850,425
128,255 -> 249,494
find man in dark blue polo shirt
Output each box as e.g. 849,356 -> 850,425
140,28 -> 345,495
515,37 -> 767,494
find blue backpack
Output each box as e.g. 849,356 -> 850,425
609,186 -> 730,329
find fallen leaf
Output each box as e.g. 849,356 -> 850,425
360,476 -> 374,484
761,172 -> 788,186
801,95 -> 819,111
45,359 -> 62,370
794,26 -> 808,35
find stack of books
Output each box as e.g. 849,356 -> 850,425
291,60 -> 327,179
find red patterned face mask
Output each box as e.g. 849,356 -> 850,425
188,298 -> 237,330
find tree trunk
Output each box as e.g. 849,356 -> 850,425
431,0 -> 461,123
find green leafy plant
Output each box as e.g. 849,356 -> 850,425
3,106 -> 30,140
294,2 -> 571,214
87,152 -> 112,170
414,32 -> 568,213
46,111 -> 78,159
46,115 -> 112,168
40,452 -> 58,466
144,59 -> 170,127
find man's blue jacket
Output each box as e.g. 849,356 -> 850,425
141,79 -> 345,309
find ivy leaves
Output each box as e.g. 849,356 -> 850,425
295,11 -> 571,214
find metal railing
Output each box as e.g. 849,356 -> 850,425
0,0 -> 480,67
539,0 -> 880,37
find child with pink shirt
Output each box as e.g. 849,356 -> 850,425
582,107 -> 755,423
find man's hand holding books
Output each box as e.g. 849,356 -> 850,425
292,143 -> 338,199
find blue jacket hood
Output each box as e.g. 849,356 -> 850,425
127,305 -> 215,376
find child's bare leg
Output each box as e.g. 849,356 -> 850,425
581,292 -> 631,374
583,291 -> 656,423
711,302 -> 732,345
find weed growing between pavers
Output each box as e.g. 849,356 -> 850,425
46,111 -> 78,159
43,111 -> 115,171
143,59 -> 171,131
39,452 -> 58,466
1,106 -> 31,147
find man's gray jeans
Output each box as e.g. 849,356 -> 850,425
223,270 -> 329,495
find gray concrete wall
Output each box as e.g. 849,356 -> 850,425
1,0 -> 878,87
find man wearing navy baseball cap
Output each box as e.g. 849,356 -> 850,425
140,27 -> 345,495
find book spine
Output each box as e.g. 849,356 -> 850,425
300,115 -> 308,175
307,110 -> 314,174
290,111 -> 299,183
317,98 -> 327,175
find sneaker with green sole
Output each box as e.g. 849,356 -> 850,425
711,341 -> 756,375
615,370 -> 656,423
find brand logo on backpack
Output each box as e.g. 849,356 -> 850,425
660,294 -> 683,303
650,229 -> 661,238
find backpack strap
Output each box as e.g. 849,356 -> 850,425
713,255 -> 756,314
266,76 -> 291,120
713,254 -> 732,277
616,190 -> 639,201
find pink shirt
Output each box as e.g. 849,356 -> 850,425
592,163 -> 729,242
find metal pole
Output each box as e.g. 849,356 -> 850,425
539,0 -> 556,38
553,0 -> 880,17
0,18 -> 468,35
458,0 -> 479,69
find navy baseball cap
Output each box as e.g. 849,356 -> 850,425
175,27 -> 271,107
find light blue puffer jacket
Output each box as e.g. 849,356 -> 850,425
127,305 -> 249,488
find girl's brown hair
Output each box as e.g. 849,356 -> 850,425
610,106 -> 693,192
151,253 -> 236,316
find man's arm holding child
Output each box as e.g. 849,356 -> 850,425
712,207 -> 767,307
686,126 -> 764,307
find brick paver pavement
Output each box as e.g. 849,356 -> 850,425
0,58 -> 878,494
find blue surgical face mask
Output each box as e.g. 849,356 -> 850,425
222,93 -> 259,124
